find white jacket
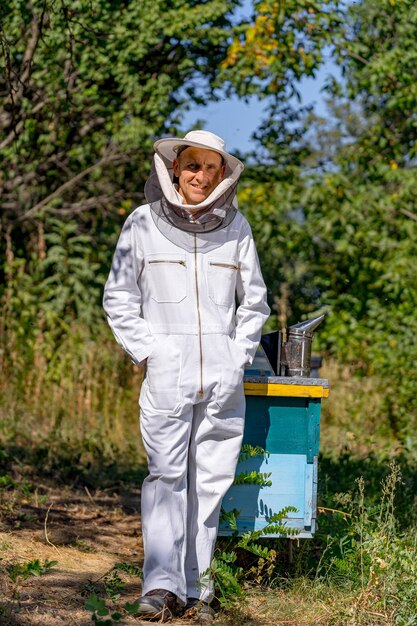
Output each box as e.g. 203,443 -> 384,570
103,203 -> 269,395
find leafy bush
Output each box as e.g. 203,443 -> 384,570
316,463 -> 417,626
207,505 -> 298,609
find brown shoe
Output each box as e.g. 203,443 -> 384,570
134,588 -> 179,621
183,597 -> 215,622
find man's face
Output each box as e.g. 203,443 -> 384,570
173,147 -> 225,205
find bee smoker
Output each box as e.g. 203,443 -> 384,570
278,314 -> 326,377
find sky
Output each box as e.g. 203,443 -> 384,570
183,60 -> 339,154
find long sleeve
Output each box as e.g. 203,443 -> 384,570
103,214 -> 156,365
235,221 -> 270,364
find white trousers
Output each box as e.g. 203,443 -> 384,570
139,380 -> 245,604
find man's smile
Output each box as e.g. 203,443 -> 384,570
173,146 -> 225,205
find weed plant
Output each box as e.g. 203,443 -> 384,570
84,564 -> 143,625
1,558 -> 58,621
306,462 -> 417,626
207,505 -> 298,609
0,317 -> 147,485
1,323 -> 143,452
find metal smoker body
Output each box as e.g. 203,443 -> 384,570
278,314 -> 325,377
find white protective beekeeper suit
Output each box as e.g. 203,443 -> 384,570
103,131 -> 270,605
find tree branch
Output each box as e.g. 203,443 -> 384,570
0,100 -> 47,149
79,116 -> 106,138
19,13 -> 41,89
343,49 -> 369,66
56,191 -> 126,216
400,208 -> 417,223
18,151 -> 132,222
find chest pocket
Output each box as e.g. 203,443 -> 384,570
146,254 -> 187,303
208,258 -> 239,307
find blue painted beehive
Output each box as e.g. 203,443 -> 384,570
219,375 -> 329,538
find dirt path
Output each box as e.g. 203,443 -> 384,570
0,480 -> 144,625
0,480 -> 271,626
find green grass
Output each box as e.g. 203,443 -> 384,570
212,459 -> 417,625
1,322 -> 417,625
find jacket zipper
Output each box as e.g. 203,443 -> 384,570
148,259 -> 186,266
209,262 -> 239,270
194,234 -> 204,400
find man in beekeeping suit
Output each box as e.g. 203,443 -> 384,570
103,130 -> 269,621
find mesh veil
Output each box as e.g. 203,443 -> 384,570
144,153 -> 243,236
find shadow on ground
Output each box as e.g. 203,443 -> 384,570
1,442 -> 416,625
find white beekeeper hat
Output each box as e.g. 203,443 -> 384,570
154,130 -> 244,176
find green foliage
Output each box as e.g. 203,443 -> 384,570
102,571 -> 126,603
220,507 -> 240,531
7,558 -> 58,583
0,216 -> 145,465
238,0 -> 417,441
93,563 -> 142,602
295,2 -> 417,435
316,463 -> 417,625
0,473 -> 14,489
39,220 -> 102,327
300,163 -> 417,437
84,564 -> 142,624
233,469 -> 272,487
239,444 -> 270,463
3,219 -> 105,350
0,0 -> 241,226
85,593 -> 140,624
113,562 -> 143,579
220,0 -> 342,99
205,555 -> 245,608
332,0 -> 417,166
206,505 -> 298,608
85,595 -> 123,625
216,445 -> 297,605
235,445 -> 272,489
0,325 -> 147,488
124,601 -> 140,614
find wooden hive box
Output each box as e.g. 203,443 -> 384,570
219,376 -> 329,539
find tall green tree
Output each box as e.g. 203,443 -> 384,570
0,0 -> 246,380
220,0 -> 342,97
0,0 -> 245,350
0,0 -> 240,229
237,0 -> 417,439
302,0 -> 417,437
